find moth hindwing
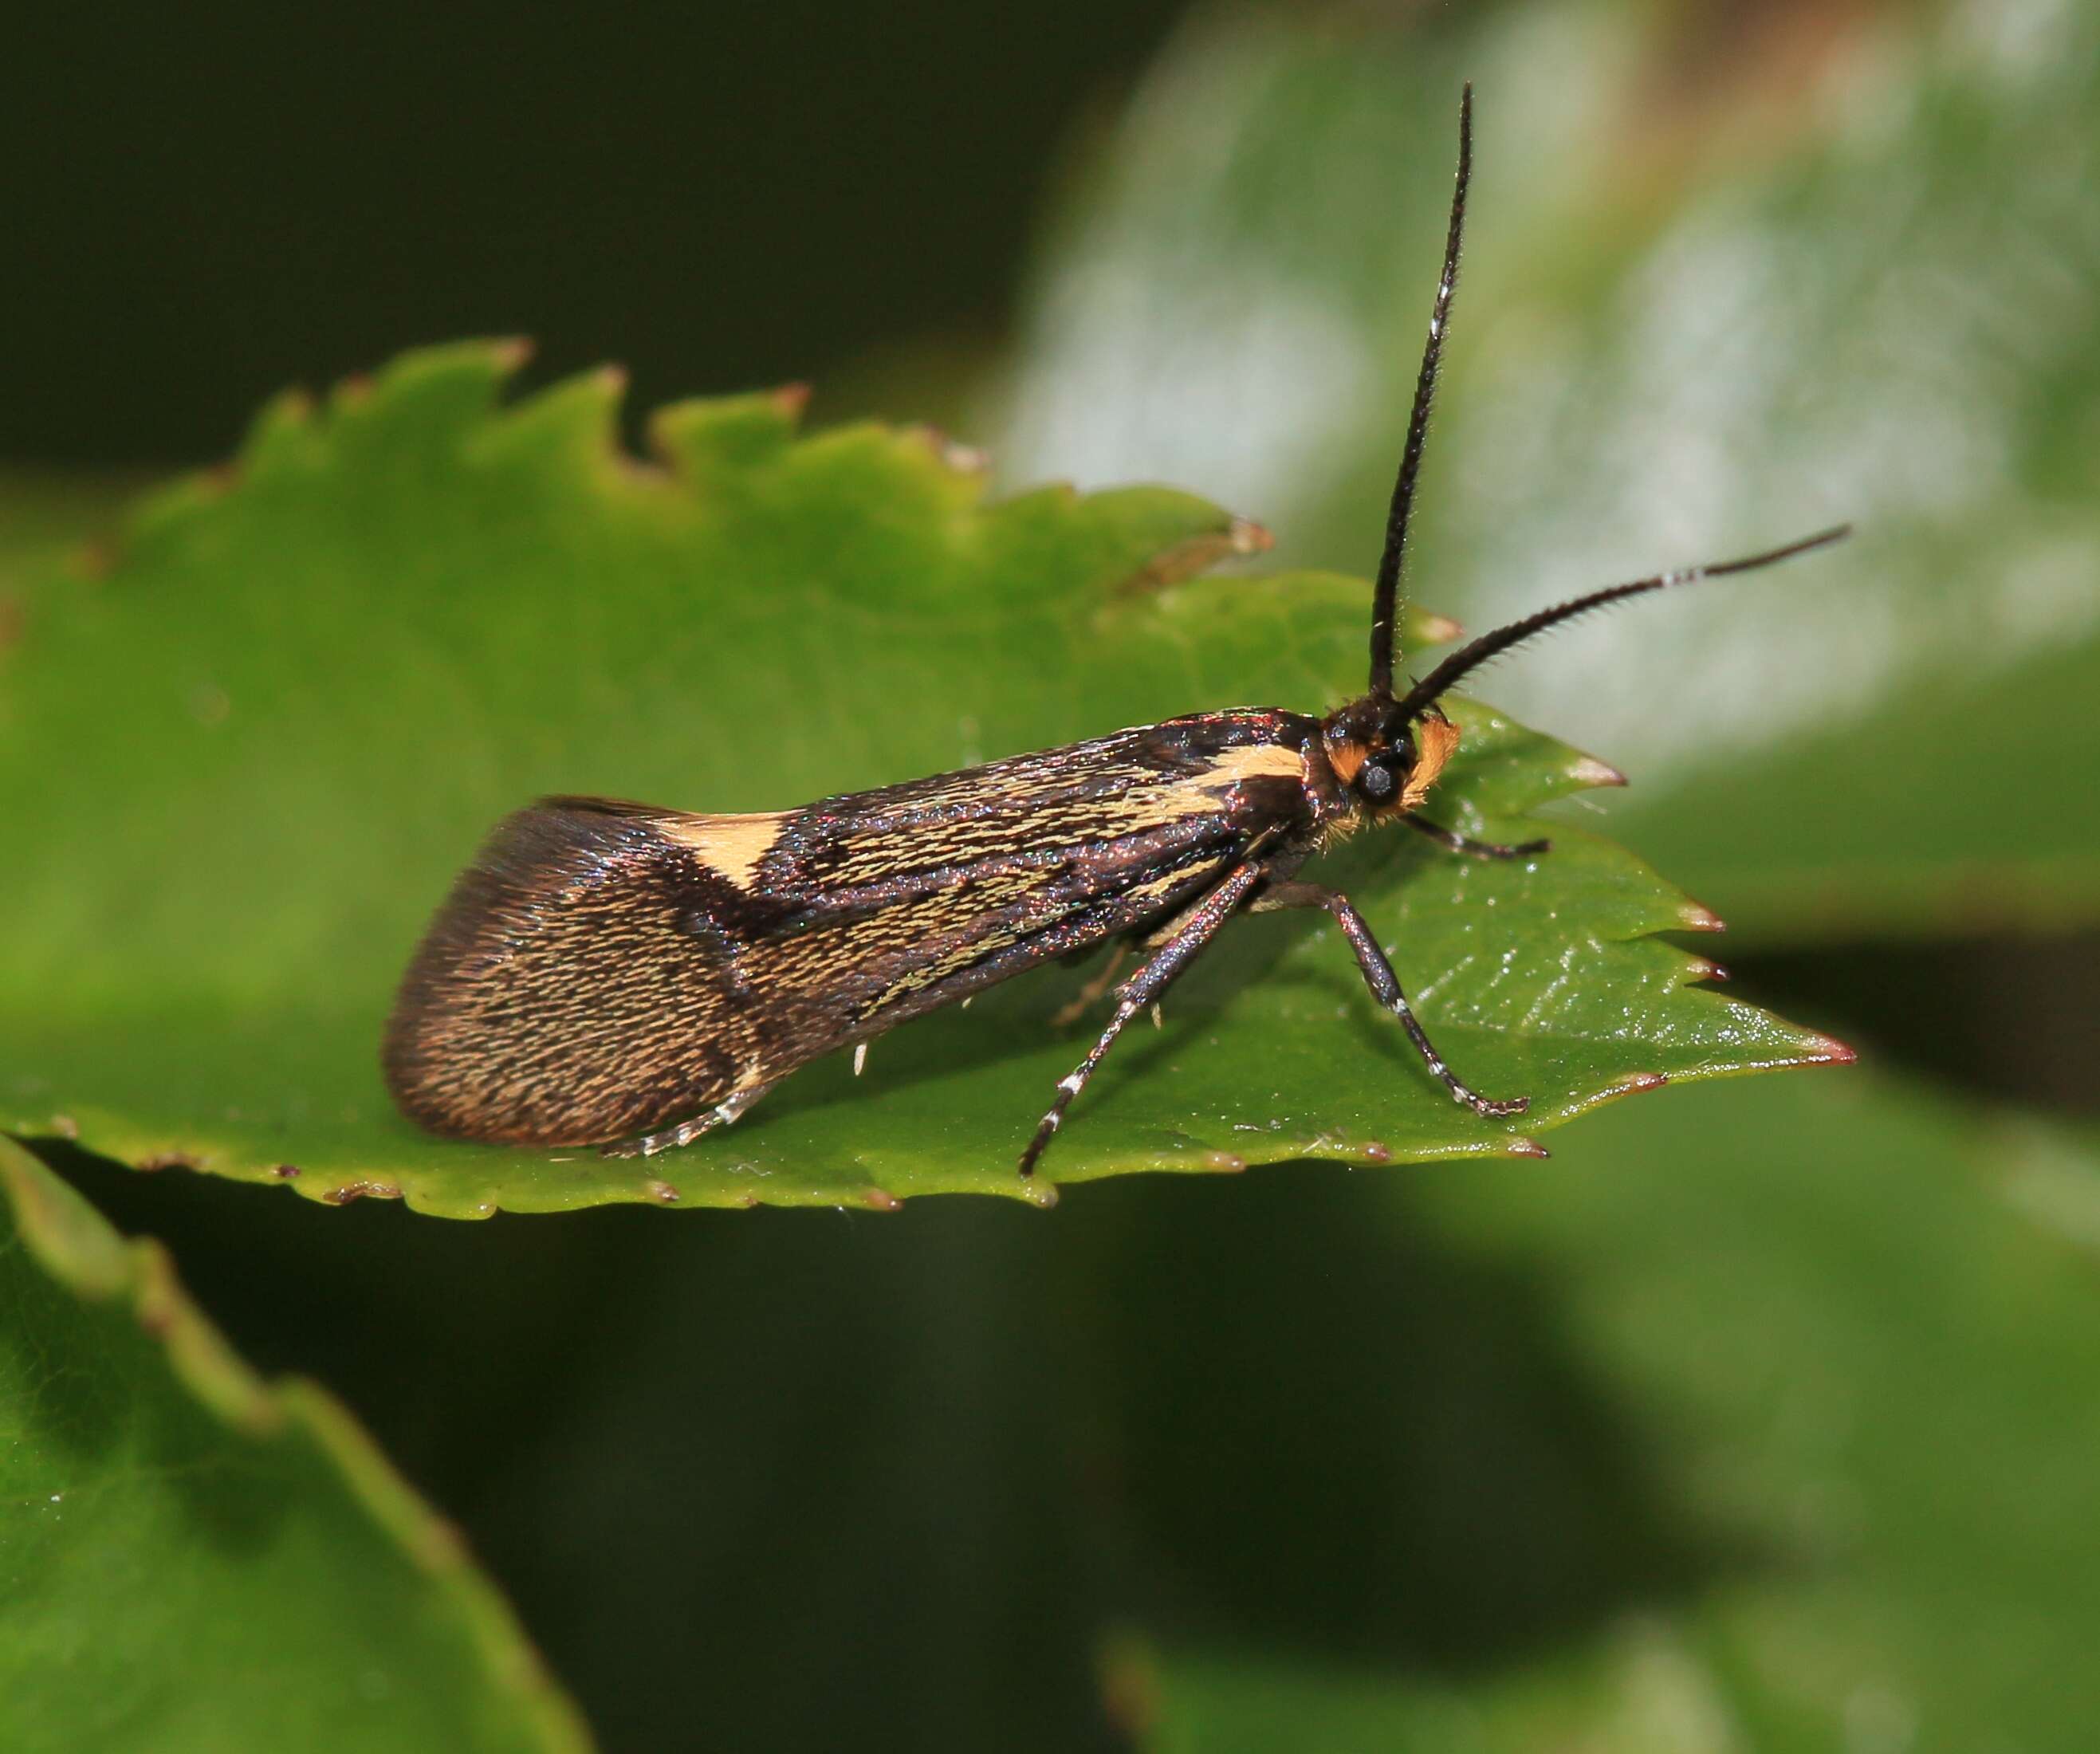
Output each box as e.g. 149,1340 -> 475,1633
384,85 -> 1847,1177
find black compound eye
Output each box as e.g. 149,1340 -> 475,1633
1359,758 -> 1398,802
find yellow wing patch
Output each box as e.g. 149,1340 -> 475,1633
1158,741 -> 1306,815
656,812 -> 791,886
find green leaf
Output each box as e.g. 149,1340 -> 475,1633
0,1137 -> 590,1750
0,346 -> 1837,1215
997,0 -> 2100,944
1115,1072 -> 2100,1750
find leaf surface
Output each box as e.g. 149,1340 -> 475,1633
1,348 -> 1838,1213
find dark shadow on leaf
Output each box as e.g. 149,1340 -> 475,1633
1069,1165 -> 1756,1670
37,1111 -> 1764,1749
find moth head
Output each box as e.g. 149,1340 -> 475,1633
1351,85 -> 1849,785
1323,698 -> 1461,819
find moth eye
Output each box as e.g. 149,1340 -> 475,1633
1359,760 -> 1398,802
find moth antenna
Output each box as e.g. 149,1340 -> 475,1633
1391,525 -> 1852,722
1369,83 -> 1473,700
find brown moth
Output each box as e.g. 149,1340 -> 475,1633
383,87 -> 1846,1174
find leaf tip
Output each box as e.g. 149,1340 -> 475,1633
1569,753 -> 1629,789
863,1186 -> 904,1212
1805,1032 -> 1860,1067
1417,611 -> 1465,645
647,1178 -> 682,1205
1677,897 -> 1728,933
1505,1138 -> 1552,1159
1227,515 -> 1274,556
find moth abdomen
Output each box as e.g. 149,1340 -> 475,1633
383,800 -> 769,1145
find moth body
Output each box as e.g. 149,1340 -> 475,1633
387,710 -> 1341,1150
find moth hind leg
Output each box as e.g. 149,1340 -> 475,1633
600,1079 -> 778,1160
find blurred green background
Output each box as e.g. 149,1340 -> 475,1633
6,0 -> 2099,1749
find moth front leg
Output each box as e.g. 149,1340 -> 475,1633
1254,880 -> 1528,1119
1021,861 -> 1267,1175
1404,815 -> 1550,860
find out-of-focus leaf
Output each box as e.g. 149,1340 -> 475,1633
1115,1070 -> 2100,1751
0,345 -> 1838,1216
999,0 -> 2100,942
0,1137 -> 589,1752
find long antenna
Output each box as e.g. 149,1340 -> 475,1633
1391,525 -> 1852,722
1369,84 -> 1473,700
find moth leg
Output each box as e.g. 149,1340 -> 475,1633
1051,942 -> 1129,1028
1256,880 -> 1529,1119
1021,861 -> 1266,1176
1404,815 -> 1550,860
600,1079 -> 778,1160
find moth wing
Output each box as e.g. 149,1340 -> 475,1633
383,800 -> 778,1145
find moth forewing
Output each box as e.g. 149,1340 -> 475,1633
382,711 -> 1326,1155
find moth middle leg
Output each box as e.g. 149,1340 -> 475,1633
1021,861 -> 1265,1175
1050,942 -> 1129,1027
1253,879 -> 1529,1119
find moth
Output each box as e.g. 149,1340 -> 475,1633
383,87 -> 1845,1175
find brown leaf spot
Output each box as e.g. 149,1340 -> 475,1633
136,1151 -> 201,1173
72,539 -> 117,582
323,1179 -> 403,1205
